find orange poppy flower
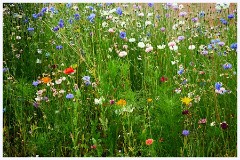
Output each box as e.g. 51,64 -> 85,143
41,77 -> 51,84
64,67 -> 75,74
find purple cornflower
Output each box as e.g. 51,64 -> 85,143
3,68 -> 9,72
66,93 -> 74,99
222,63 -> 232,69
148,3 -> 154,7
120,31 -> 126,39
179,11 -> 187,17
218,41 -> 225,46
166,3 -> 173,7
191,17 -> 198,22
160,27 -> 165,32
178,36 -> 185,41
32,81 -> 39,87
33,102 -> 39,108
116,7 -> 123,15
201,50 -> 208,55
182,130 -> 189,136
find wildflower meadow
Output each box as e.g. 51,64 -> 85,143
3,3 -> 237,157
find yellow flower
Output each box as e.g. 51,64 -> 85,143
41,77 -> 51,84
116,99 -> 127,106
147,98 -> 153,102
181,97 -> 192,105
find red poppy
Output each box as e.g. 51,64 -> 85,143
64,67 -> 75,74
160,76 -> 168,82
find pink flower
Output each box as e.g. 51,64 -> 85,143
118,51 -> 127,57
145,46 -> 153,53
146,139 -> 153,145
198,118 -> 207,124
91,145 -> 97,149
108,28 -> 115,33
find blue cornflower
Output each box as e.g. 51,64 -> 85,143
182,130 -> 189,136
56,45 -> 63,50
106,3 -> 112,6
32,81 -> 39,86
148,3 -> 154,7
228,14 -> 234,19
32,13 -> 38,19
41,7 -> 47,13
37,12 -> 44,17
120,31 -> 126,39
181,79 -> 187,85
82,76 -> 90,81
211,39 -> 220,44
199,11 -> 205,17
208,44 -> 213,50
230,43 -> 237,50
74,13 -> 80,20
82,76 -> 91,86
220,18 -> 228,25
116,7 -> 123,15
68,19 -> 73,24
89,6 -> 94,10
66,3 -> 72,8
177,68 -> 184,75
66,93 -> 74,99
49,7 -> 56,13
87,13 -> 96,23
215,82 -> 222,90
27,27 -> 34,31
53,26 -> 59,32
23,17 -> 29,23
58,19 -> 64,28
222,63 -> 232,69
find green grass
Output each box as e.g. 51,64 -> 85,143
3,3 -> 237,157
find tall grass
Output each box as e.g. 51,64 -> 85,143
3,3 -> 237,157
